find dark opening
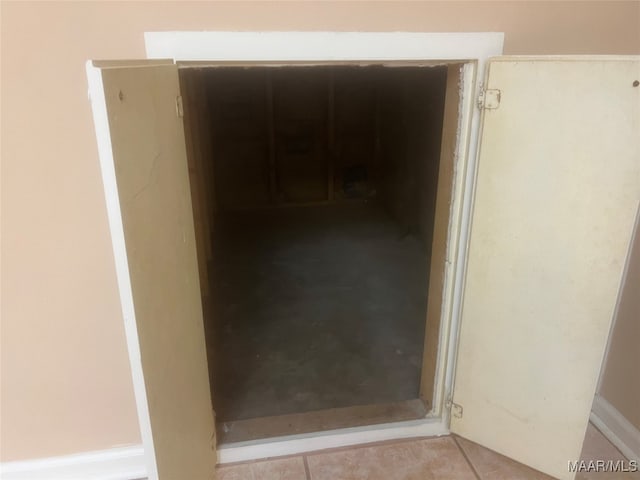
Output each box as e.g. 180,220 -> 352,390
179,65 -> 449,441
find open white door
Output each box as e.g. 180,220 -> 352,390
452,57 -> 639,480
87,60 -> 216,480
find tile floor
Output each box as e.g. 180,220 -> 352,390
216,423 -> 639,480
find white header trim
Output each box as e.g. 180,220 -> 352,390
145,31 -> 503,63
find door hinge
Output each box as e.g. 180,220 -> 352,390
446,397 -> 464,419
477,88 -> 501,110
175,95 -> 184,117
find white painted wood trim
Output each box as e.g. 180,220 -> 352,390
433,61 -> 478,421
217,417 -> 449,464
145,31 -> 503,63
0,445 -> 146,480
85,61 -> 158,480
591,394 -> 640,462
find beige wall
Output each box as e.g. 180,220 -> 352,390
1,1 -> 638,462
598,212 -> 640,430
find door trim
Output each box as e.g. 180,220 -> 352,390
145,31 -> 503,63
143,31 -> 503,463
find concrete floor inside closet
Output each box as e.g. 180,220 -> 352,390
207,203 -> 428,424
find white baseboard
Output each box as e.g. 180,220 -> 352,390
0,445 -> 146,480
591,394 -> 640,462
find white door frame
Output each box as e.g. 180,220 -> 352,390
144,31 -> 504,464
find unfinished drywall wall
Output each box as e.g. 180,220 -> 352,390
274,68 -> 330,203
199,65 -> 434,212
205,69 -> 271,209
333,67 -> 378,201
378,66 -> 448,250
204,66 -> 378,209
2,0 -> 639,463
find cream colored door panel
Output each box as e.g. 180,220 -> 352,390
452,57 -> 639,480
87,60 -> 216,480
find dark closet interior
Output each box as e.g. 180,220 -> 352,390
178,64 -> 449,442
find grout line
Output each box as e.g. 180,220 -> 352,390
294,434 -> 438,459
453,435 -> 482,480
303,455 -> 312,480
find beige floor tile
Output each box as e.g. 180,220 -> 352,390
217,457 -> 307,480
575,423 -> 640,480
455,436 -> 554,480
306,437 -> 476,480
215,426 -> 639,480
217,463 -> 254,480
579,423 -> 626,462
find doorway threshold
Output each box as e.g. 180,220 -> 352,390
217,398 -> 427,444
217,404 -> 447,464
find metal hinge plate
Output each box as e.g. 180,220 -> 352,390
175,95 -> 184,117
446,398 -> 464,418
478,88 -> 501,110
